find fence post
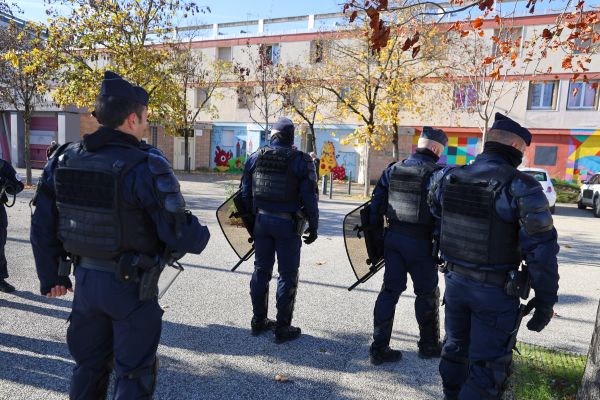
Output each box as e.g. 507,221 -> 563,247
329,172 -> 334,199
348,172 -> 352,195
321,174 -> 328,195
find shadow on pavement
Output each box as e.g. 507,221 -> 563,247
554,204 -> 596,218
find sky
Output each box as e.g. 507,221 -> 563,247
15,0 -> 344,25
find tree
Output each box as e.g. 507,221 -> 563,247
234,43 -> 284,136
318,14 -> 424,195
164,40 -> 226,171
0,22 -> 55,185
278,63 -> 331,153
43,0 -> 204,131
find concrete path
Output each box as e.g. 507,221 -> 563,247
0,172 -> 597,399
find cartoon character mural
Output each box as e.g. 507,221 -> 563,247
214,146 -> 233,172
319,141 -> 349,180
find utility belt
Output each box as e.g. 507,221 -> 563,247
257,208 -> 308,236
59,253 -> 163,301
386,221 -> 431,240
443,262 -> 531,300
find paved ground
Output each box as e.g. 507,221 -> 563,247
0,171 -> 598,399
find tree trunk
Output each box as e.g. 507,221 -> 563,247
309,124 -> 317,154
184,128 -> 190,173
23,110 -> 32,186
363,139 -> 371,197
577,299 -> 600,400
392,122 -> 399,162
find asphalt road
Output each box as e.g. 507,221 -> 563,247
0,172 -> 598,399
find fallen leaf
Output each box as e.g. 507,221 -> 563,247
316,261 -> 327,266
275,374 -> 292,383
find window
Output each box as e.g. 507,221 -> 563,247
492,27 -> 523,56
264,44 -> 280,65
533,147 -> 558,166
195,88 -> 208,108
310,40 -> 327,63
523,170 -> 549,181
150,126 -> 158,147
567,81 -> 598,110
453,84 -> 477,110
237,86 -> 253,109
338,86 -> 351,105
217,47 -> 232,62
527,81 -> 558,110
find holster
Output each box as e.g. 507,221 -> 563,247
294,209 -> 308,236
58,255 -> 75,277
117,253 -> 161,301
504,265 -> 531,300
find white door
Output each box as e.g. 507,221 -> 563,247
173,137 -> 196,170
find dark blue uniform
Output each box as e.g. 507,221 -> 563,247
241,136 -> 318,338
0,159 -> 23,282
31,128 -> 210,399
370,151 -> 442,359
430,149 -> 559,400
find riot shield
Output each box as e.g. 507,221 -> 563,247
216,190 -> 254,271
343,201 -> 385,291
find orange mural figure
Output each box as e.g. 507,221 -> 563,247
319,141 -> 337,177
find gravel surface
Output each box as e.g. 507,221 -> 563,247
0,171 -> 598,399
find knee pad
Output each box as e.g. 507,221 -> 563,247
122,357 -> 159,397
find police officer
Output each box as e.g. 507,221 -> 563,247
30,71 -> 210,399
430,113 -> 559,400
241,117 -> 319,343
368,127 -> 447,365
0,159 -> 23,293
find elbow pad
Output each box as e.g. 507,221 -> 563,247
148,150 -> 186,214
511,175 -> 553,235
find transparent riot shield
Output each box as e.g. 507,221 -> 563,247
343,201 -> 385,291
216,190 -> 254,271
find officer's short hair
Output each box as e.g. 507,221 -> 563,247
93,95 -> 145,129
486,128 -> 526,150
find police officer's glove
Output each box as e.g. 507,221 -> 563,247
303,227 -> 318,245
524,297 -> 554,332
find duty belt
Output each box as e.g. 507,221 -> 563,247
77,257 -> 119,273
445,262 -> 509,287
257,209 -> 293,220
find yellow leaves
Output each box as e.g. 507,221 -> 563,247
562,55 -> 573,69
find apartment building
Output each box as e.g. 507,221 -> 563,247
5,9 -> 599,182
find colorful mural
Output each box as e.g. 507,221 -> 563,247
565,130 -> 600,182
314,128 -> 358,181
210,126 -> 248,173
412,134 -> 479,166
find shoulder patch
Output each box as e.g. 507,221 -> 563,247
147,152 -> 173,175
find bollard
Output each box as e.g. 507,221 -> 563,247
322,174 -> 328,195
348,172 -> 352,195
329,172 -> 334,199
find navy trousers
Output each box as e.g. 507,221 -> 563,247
439,271 -> 520,400
372,230 -> 438,348
67,267 -> 163,399
250,213 -> 302,326
0,206 -> 7,279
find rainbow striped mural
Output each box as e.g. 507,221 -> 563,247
565,130 -> 600,182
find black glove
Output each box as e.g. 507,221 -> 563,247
303,227 -> 318,245
523,297 -> 554,332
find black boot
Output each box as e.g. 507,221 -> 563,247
250,285 -> 271,335
416,288 -> 442,359
251,317 -> 276,336
274,325 -> 301,344
0,279 -> 15,293
369,344 -> 402,365
275,279 -> 299,344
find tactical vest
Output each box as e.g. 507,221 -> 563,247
252,147 -> 299,203
440,164 -> 521,266
387,161 -> 440,226
54,142 -> 160,260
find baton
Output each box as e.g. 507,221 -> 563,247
348,259 -> 385,291
231,248 -> 255,272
